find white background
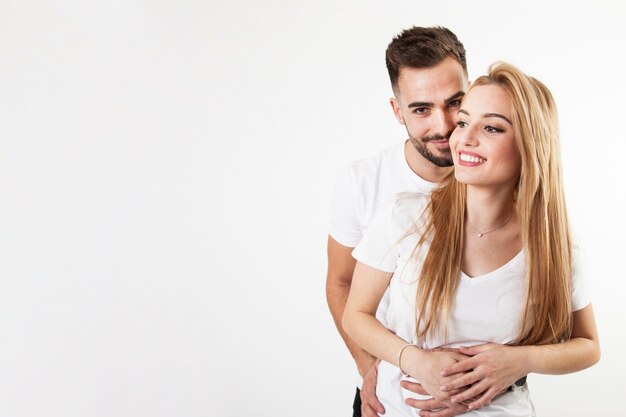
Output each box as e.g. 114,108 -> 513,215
0,1 -> 624,416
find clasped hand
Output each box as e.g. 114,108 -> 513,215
401,349 -> 470,416
401,344 -> 527,415
438,343 -> 528,410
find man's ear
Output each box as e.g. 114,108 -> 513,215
389,97 -> 405,125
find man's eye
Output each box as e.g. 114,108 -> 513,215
413,107 -> 429,114
448,99 -> 461,107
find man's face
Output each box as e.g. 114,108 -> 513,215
390,57 -> 468,167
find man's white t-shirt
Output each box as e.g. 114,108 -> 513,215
352,193 -> 590,417
329,142 -> 437,386
329,142 -> 437,247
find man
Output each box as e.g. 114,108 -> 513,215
326,26 -> 469,417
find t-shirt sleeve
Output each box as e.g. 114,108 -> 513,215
571,248 -> 591,311
328,167 -> 362,247
351,200 -> 399,273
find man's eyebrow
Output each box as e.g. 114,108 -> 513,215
408,101 -> 433,108
407,91 -> 466,108
445,91 -> 465,105
457,109 -> 513,125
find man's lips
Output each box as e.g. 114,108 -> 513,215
429,139 -> 450,149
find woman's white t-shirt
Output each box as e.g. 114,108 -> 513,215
352,193 -> 590,417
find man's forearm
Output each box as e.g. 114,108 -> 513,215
326,278 -> 376,376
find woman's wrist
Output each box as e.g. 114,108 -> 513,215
516,344 -> 535,376
398,344 -> 425,378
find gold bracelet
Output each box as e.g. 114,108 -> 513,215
398,343 -> 418,378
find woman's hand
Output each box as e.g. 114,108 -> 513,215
403,348 -> 470,403
439,343 -> 529,409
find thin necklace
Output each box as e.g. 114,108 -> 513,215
467,213 -> 514,238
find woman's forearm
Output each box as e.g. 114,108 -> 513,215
344,308 -> 473,406
342,309 -> 417,368
342,262 -> 425,370
525,304 -> 600,375
523,337 -> 600,375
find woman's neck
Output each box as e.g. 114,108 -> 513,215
465,184 -> 517,231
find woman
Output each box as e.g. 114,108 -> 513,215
342,62 -> 600,416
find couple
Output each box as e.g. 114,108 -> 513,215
326,26 -> 600,417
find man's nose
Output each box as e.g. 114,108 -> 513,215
434,109 -> 457,138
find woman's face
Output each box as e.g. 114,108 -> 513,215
449,84 -> 521,189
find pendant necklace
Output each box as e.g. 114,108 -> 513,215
467,213 -> 514,238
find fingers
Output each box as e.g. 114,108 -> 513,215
430,349 -> 470,362
400,380 -> 429,395
362,403 -> 384,417
361,364 -> 385,415
361,391 -> 386,415
458,343 -> 497,356
361,390 -> 385,417
458,394 -> 481,407
449,352 -> 471,362
450,381 -> 488,405
405,397 -> 441,411
465,387 -> 500,410
441,357 -> 477,376
417,404 -> 469,417
440,372 -> 479,392
404,398 -> 468,416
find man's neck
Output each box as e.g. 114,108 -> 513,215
403,140 -> 452,183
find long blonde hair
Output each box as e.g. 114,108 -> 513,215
414,62 -> 573,345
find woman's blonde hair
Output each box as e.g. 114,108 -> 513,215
414,62 -> 573,345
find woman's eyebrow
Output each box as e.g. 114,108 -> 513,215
457,109 -> 512,125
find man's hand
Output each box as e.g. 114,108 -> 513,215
360,360 -> 386,416
401,381 -> 469,417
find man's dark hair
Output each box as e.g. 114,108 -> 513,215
385,26 -> 467,92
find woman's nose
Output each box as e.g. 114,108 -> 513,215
457,125 -> 478,146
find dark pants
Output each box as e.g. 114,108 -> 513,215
352,388 -> 361,417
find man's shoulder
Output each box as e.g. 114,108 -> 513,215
391,192 -> 430,215
347,142 -> 404,178
374,191 -> 430,237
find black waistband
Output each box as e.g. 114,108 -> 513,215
507,375 -> 527,391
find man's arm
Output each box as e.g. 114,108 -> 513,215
326,235 -> 376,377
327,236 -> 387,416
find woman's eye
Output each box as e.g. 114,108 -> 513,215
485,126 -> 504,133
456,121 -> 468,128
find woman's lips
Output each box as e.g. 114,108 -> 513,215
458,151 -> 486,166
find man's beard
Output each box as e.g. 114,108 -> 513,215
409,135 -> 453,167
